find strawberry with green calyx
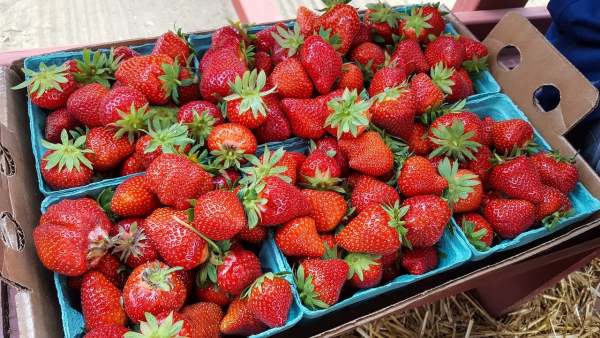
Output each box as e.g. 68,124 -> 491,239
207,122 -> 257,170
536,185 -> 573,229
44,108 -> 81,143
345,253 -> 382,289
111,176 -> 159,218
68,83 -> 110,127
398,155 -> 448,197
177,100 -> 223,145
429,119 -> 482,162
255,22 -> 287,52
12,62 -> 78,110
321,234 -> 340,259
41,129 -> 94,189
106,101 -> 151,144
402,195 -> 451,248
135,118 -> 194,168
124,312 -> 188,338
100,84 -> 149,125
459,213 -> 493,251
85,126 -> 134,171
225,69 -> 276,129
411,62 -> 454,113
446,68 -> 474,102
438,157 -> 481,211
401,246 -> 438,275
111,219 -> 158,268
299,149 -> 343,191
391,38 -> 428,75
303,189 -> 348,233
368,59 -> 407,97
407,122 -> 433,155
216,247 -> 262,296
220,298 -> 267,336
295,258 -> 348,309
239,146 -> 290,186
73,48 -> 121,87
254,96 -> 293,143
243,272 -> 293,328
489,155 -> 544,204
370,83 -> 417,140
147,105 -> 179,125
530,151 -> 579,194
325,88 -> 372,139
483,198 -> 536,239
365,1 -> 402,44
152,28 -> 193,66
193,189 -> 247,241
338,130 -> 395,177
81,271 -> 127,330
398,6 -> 433,43
316,137 -> 349,174
459,36 -> 489,74
275,216 -> 325,258
268,57 -> 313,98
318,0 -> 360,55
350,42 -> 385,75
84,325 -> 129,338
350,174 -> 399,213
195,283 -> 232,306
491,119 -> 536,155
425,35 -> 465,69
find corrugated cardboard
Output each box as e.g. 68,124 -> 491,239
0,11 -> 599,338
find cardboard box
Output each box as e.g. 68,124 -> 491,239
1,11 -> 599,338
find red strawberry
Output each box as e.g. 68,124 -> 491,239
67,83 -> 109,127
338,131 -> 394,177
401,246 -> 438,275
44,108 -> 81,143
351,22 -> 371,48
491,119 -> 534,154
429,111 -> 483,161
402,195 -> 451,248
439,163 -> 483,213
368,64 -> 407,97
481,116 -> 494,146
85,126 -> 134,171
337,63 -> 364,91
83,325 -> 128,338
391,39 -> 428,75
195,283 -> 232,307
181,302 -> 224,338
364,1 -> 401,43
207,123 -> 257,169
114,46 -> 139,61
422,5 -> 445,37
345,253 -> 383,289
303,189 -> 347,232
93,254 -> 127,289
116,54 -> 182,104
530,151 -> 579,193
255,50 -> 273,74
220,298 -> 267,335
318,2 -> 360,55
410,63 -> 454,113
210,26 -> 244,50
254,96 -> 292,143
316,137 -> 348,174
350,42 -> 385,75
398,6 -> 434,43
408,123 -> 433,155
281,96 -> 328,139
12,62 -> 77,110
111,218 -> 158,268
111,175 -> 158,217
446,68 -> 474,102
134,120 -> 194,169
536,185 -> 572,227
41,130 -> 94,189
381,251 -> 400,282
276,216 -> 325,257
200,44 -> 248,102
120,153 -> 145,176
370,84 -> 417,140
398,156 -> 448,197
245,273 -> 293,328
459,36 -> 489,73
253,148 -> 302,185
297,6 -> 318,36
425,35 -> 465,69
336,203 -> 408,255
238,225 -> 267,244
177,100 -> 224,144
459,213 -> 494,250
81,271 -> 126,330
268,57 -> 313,98
152,30 -> 190,66
217,247 -> 262,296
483,198 -> 536,239
146,153 -> 214,210
211,168 -> 241,190
255,22 -> 286,52
464,145 -> 492,185
193,190 -> 246,240
100,85 -> 149,132
299,149 -> 342,189
295,258 -> 348,308
489,156 -> 544,203
350,174 -> 400,213
225,70 -> 275,129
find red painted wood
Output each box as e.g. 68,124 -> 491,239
455,7 -> 551,39
232,0 -> 284,24
453,0 -> 530,12
0,45 -> 83,66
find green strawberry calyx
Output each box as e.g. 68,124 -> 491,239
272,23 -> 305,57
301,167 -> 345,193
461,220 -> 490,252
402,7 -> 433,38
317,27 -> 342,50
74,48 -> 121,88
41,130 -> 94,173
142,263 -> 184,291
429,119 -> 481,162
344,253 -> 381,281
325,88 -> 372,140
111,222 -> 150,263
430,62 -> 455,95
113,103 -> 152,143
225,69 -> 276,119
462,54 -> 489,74
196,240 -> 231,288
240,146 -> 290,186
143,118 -> 194,155
322,240 -> 340,260
420,99 -> 466,125
12,62 -> 70,98
543,208 -> 575,230
159,60 -> 183,104
366,1 -> 402,28
438,157 -> 480,209
237,180 -> 268,229
371,83 -> 410,103
124,312 -> 185,338
381,201 -> 410,248
293,265 -> 330,310
184,109 -> 218,146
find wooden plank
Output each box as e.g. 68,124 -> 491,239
232,0 -> 284,24
453,0 -> 530,12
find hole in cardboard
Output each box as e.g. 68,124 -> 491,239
0,213 -> 24,252
0,277 -> 28,338
0,144 -> 16,177
497,45 -> 521,71
533,85 -> 561,112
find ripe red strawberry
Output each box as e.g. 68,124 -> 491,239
81,271 -> 126,330
85,127 -> 134,171
177,100 -> 224,145
225,70 -> 275,129
44,108 -> 81,143
481,116 -> 494,146
459,213 -> 494,250
338,131 -> 394,177
255,22 -> 286,52
120,153 -> 145,176
489,156 -> 544,203
217,247 -> 262,296
401,246 -> 438,275
114,46 -> 140,61
181,302 -> 224,338
440,164 -> 483,213
408,123 -> 433,155
13,62 -> 77,109
281,96 -> 328,139
351,21 -> 371,48
83,325 -> 128,338
67,83 -> 109,127
41,130 -> 94,189
125,312 -> 192,338
268,57 -> 313,98
422,5 -> 445,37
364,1 -> 401,43
429,111 -> 483,161
370,85 -> 417,140
250,148 -> 302,185
410,63 -> 454,113
34,198 -> 111,276
350,174 -> 400,213
100,85 -> 149,132
368,64 -> 407,97
398,156 -> 448,197
255,96 -> 292,143
303,189 -> 347,232
425,35 -> 465,69
318,2 -> 360,55
381,250 -> 400,282
464,145 -> 492,185
459,36 -> 489,73
111,218 -> 158,268
93,254 -> 127,289
336,203 -> 408,255
536,185 -> 572,227
152,30 -> 191,66
337,63 -> 364,91
297,5 -> 318,36
244,273 -> 293,328
316,137 -> 348,173
350,42 -> 385,75
402,195 -> 451,248
295,258 -> 348,308
530,151 -> 579,193
210,26 -> 244,50
237,225 -> 267,244
146,153 -> 214,210
345,253 -> 383,289
123,261 -> 188,322
195,283 -> 232,306
299,149 -> 342,189
211,168 -> 241,190
398,7 -> 434,43
491,119 -> 534,154
391,39 -> 428,75
275,216 -> 325,257
133,126 -> 191,169
200,44 -> 248,102
111,175 -> 158,217
483,198 -> 536,239
220,298 -> 267,336
446,68 -> 474,102
255,50 -> 273,74
207,123 -> 257,169
193,190 -> 246,240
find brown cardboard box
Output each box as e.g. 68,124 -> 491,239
0,11 -> 599,338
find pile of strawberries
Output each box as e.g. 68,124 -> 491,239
21,1 -> 582,337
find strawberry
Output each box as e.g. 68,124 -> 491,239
116,54 -> 183,104
368,64 -> 407,97
207,123 -> 257,169
351,21 -> 371,48
210,26 -> 244,50
120,153 -> 145,176
350,42 -> 385,75
438,159 -> 482,213
34,198 -> 111,276
275,216 -> 325,257
93,254 -> 127,289
401,246 -> 438,275
255,50 -> 273,74
67,83 -> 109,127
244,273 -> 293,328
337,63 -> 364,91
350,174 -> 400,213
398,156 -> 448,197
425,35 -> 465,69
111,176 -> 158,217
398,7 -> 434,43
489,156 -> 544,203
84,325 -> 128,338
152,30 -> 191,66
339,131 -> 394,177
246,148 -> 300,185
193,190 -> 246,240
446,68 -> 474,102
459,36 -> 489,73
180,302 -> 224,338
530,151 -> 579,193
44,108 -> 81,143
124,312 -> 192,338
177,66 -> 201,105
391,39 -> 428,75
481,116 -> 494,146
254,96 -> 292,143
144,208 -> 209,270
281,96 -> 328,139
536,185 -> 572,228
370,84 -> 417,140
85,126 -> 134,171
238,225 -> 268,244
41,130 -> 94,189
491,119 -> 535,154
220,298 -> 267,336
295,258 -> 348,308
12,62 -> 77,110
464,145 -> 492,185
364,1 -> 401,43
114,46 -> 140,61
268,57 -> 313,98
255,22 -> 286,52
422,5 -> 446,37
316,137 -> 348,174
402,195 -> 451,248
123,261 -> 188,322
146,153 -> 214,210
225,70 -> 276,129
111,218 -> 158,268
429,111 -> 483,161
211,168 -> 241,190
299,149 -> 342,189
195,283 -> 232,306
345,253 -> 382,289
410,63 -> 454,113
459,213 -> 494,250
318,1 -> 360,55
134,119 -> 194,168
100,85 -> 149,134
81,271 -> 126,330
483,198 -> 536,239
303,189 -> 347,232
297,6 -> 318,37
336,203 -> 408,255
408,123 -> 433,155
217,247 -> 262,296
177,100 -> 224,145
